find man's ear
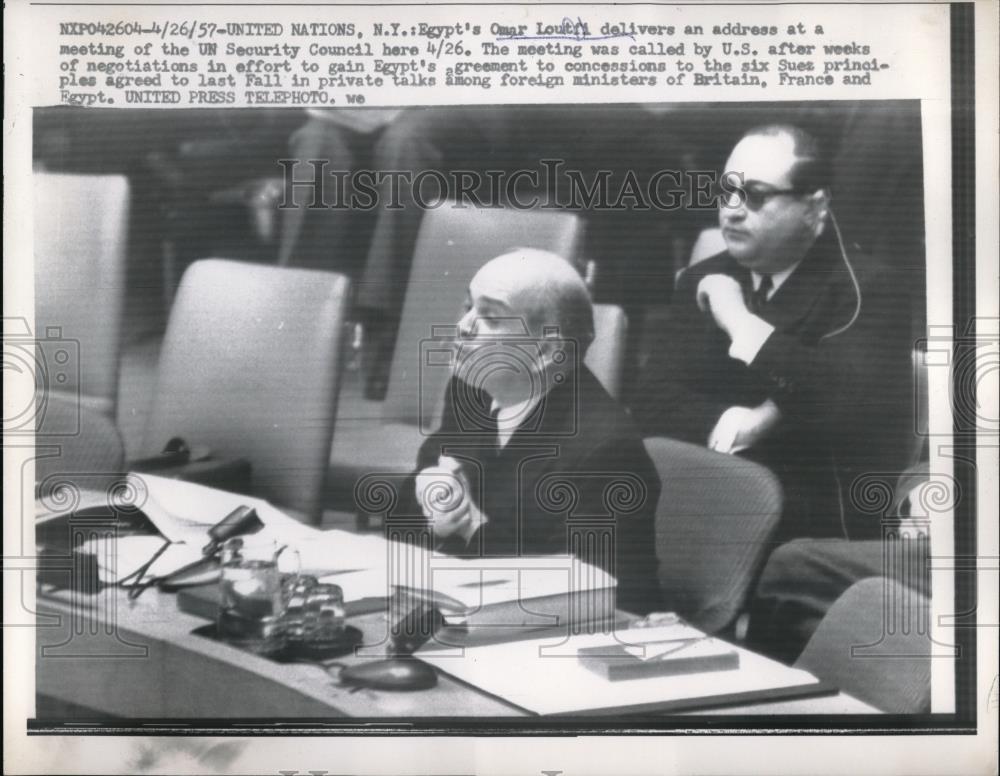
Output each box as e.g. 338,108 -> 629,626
536,332 -> 561,364
539,328 -> 592,375
807,189 -> 831,237
537,329 -> 579,375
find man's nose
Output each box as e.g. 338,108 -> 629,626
720,199 -> 747,224
457,309 -> 475,338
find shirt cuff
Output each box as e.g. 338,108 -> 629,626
728,315 -> 776,364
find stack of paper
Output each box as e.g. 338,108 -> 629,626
417,623 -> 824,715
407,557 -> 616,612
391,557 -> 619,643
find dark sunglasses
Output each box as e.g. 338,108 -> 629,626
715,180 -> 810,212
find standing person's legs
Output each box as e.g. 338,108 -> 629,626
357,107 -> 515,398
278,115 -> 364,275
570,106 -> 699,401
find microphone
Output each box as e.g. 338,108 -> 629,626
202,505 -> 263,556
157,506 -> 264,592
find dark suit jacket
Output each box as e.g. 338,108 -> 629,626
409,367 -> 663,615
634,233 -> 914,540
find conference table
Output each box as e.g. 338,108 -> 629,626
32,463 -> 879,721
34,565 -> 879,721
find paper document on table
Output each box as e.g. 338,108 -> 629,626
41,475 -> 329,585
295,529 -> 432,601
35,477 -> 220,545
79,535 -> 204,585
133,474 -> 320,545
317,568 -> 393,601
292,528 -> 400,574
400,556 -> 617,614
297,536 -> 613,612
36,489 -> 125,524
418,624 -> 823,715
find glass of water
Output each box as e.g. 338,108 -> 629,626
217,536 -> 298,655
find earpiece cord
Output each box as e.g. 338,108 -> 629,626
834,464 -> 850,541
820,207 -> 862,340
823,207 -> 862,538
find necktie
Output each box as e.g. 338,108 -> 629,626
751,274 -> 773,313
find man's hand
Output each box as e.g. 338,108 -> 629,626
414,456 -> 486,543
708,399 -> 783,454
696,274 -> 753,338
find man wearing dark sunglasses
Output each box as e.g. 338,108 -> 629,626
635,123 -> 914,541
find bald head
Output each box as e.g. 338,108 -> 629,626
454,249 -> 594,406
468,249 -> 595,350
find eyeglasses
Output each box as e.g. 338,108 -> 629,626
716,181 -> 809,212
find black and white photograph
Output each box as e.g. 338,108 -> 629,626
4,1 -> 997,774
24,99 -> 942,715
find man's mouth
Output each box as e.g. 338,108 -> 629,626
723,227 -> 750,240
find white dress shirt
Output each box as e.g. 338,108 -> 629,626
728,261 -> 801,365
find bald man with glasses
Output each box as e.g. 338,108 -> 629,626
635,124 -> 915,541
408,250 -> 664,616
